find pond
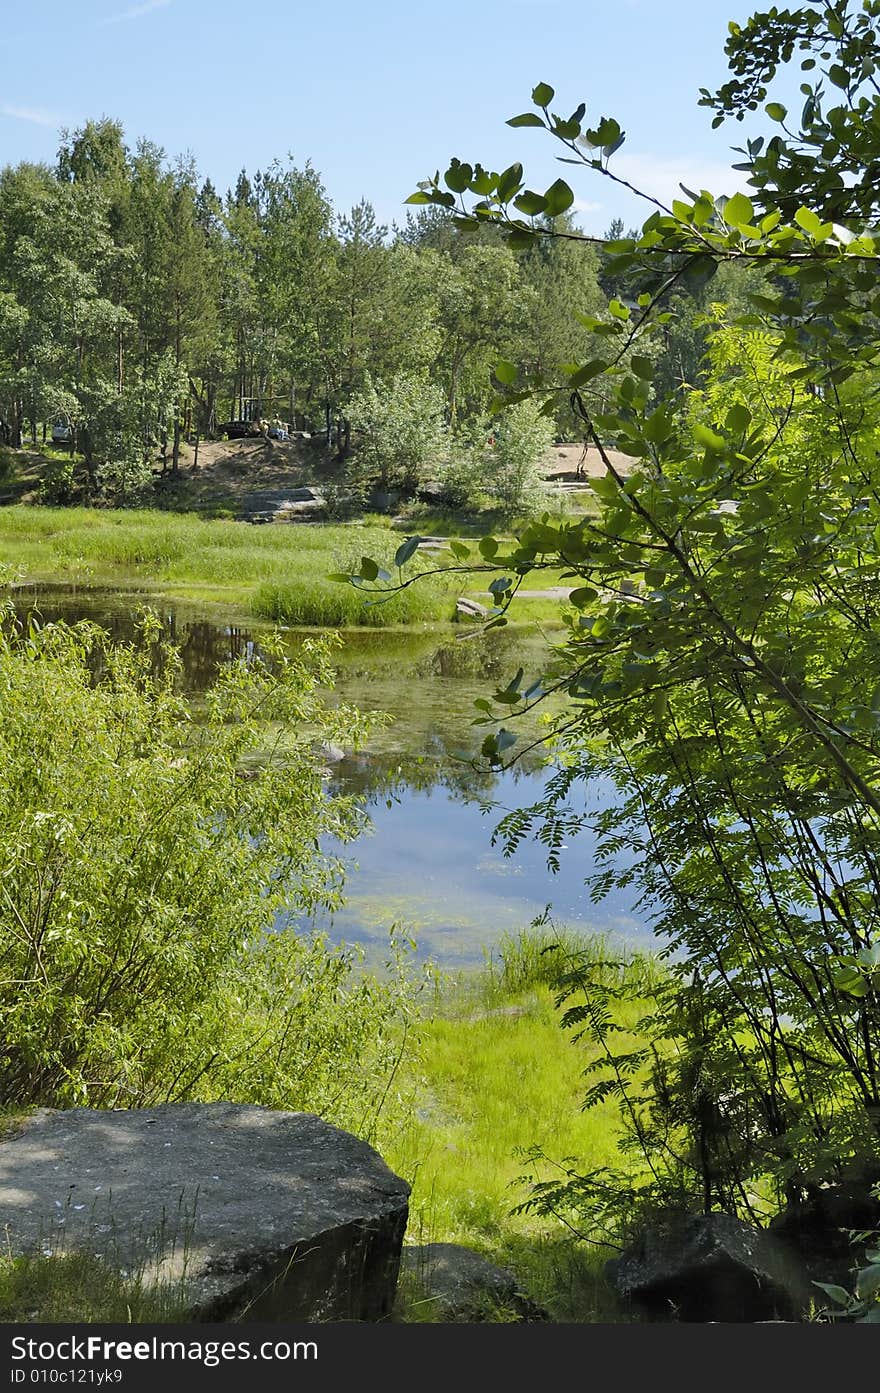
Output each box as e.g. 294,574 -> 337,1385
9,587 -> 648,966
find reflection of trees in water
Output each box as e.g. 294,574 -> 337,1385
334,626 -> 545,687
327,744 -> 546,804
9,597 -> 264,692
8,595 -> 555,799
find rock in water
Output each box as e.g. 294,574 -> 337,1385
0,1103 -> 409,1321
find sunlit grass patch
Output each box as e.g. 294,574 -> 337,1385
380,927 -> 658,1321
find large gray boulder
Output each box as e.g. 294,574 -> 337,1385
0,1103 -> 409,1321
605,1211 -> 811,1322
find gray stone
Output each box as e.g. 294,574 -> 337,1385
768,1170 -> 880,1290
316,740 -> 345,764
0,1103 -> 409,1322
605,1211 -> 811,1322
369,490 -> 400,512
399,1242 -> 548,1322
455,597 -> 488,620
416,481 -> 445,503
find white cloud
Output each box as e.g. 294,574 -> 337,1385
609,152 -> 748,211
101,0 -> 172,24
1,104 -> 63,129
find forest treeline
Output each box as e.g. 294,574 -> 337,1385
0,117 -> 763,489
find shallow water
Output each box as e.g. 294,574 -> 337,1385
9,588 -> 647,965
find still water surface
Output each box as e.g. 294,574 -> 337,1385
11,588 -> 647,965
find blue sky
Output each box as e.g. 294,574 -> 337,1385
2,0 -> 781,234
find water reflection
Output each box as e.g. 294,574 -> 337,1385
8,588 -> 261,691
8,589 -> 646,963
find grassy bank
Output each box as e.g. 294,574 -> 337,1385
0,928 -> 657,1324
382,928 -> 659,1322
0,506 -> 572,626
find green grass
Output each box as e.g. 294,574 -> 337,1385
0,929 -> 657,1324
0,506 -> 580,627
0,1251 -> 191,1324
0,507 -> 460,625
381,927 -> 660,1322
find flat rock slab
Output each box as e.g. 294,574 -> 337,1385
0,1103 -> 409,1322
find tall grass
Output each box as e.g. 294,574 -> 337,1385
253,576 -> 452,627
380,926 -> 660,1321
0,507 -> 459,625
0,1251 -> 191,1323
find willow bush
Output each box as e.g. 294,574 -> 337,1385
0,609 -> 417,1134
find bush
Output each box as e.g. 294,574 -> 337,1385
0,610 -> 418,1132
489,401 -> 552,516
36,458 -> 76,505
348,373 -> 447,495
97,450 -> 154,506
0,447 -> 16,486
436,442 -> 488,511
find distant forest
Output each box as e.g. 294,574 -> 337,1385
0,116 -> 762,476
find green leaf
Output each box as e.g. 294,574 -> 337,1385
794,206 -> 824,238
394,536 -> 421,568
497,163 -> 524,202
494,359 -> 518,385
496,727 -> 518,753
444,161 -> 473,193
765,102 -> 787,122
513,189 -> 547,216
543,179 -> 574,217
506,228 -> 536,250
725,403 -> 751,433
448,540 -> 471,561
359,556 -> 379,582
568,586 -> 599,608
856,1265 -> 880,1301
590,117 -> 623,152
479,536 -> 499,560
724,192 -> 754,226
569,359 -> 606,387
531,82 -> 555,107
328,572 -> 354,584
748,293 -> 783,314
507,112 -> 545,128
644,408 -> 672,444
630,355 -> 654,380
813,1282 -> 852,1306
692,423 -> 726,452
833,967 -> 867,995
480,733 -> 499,760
